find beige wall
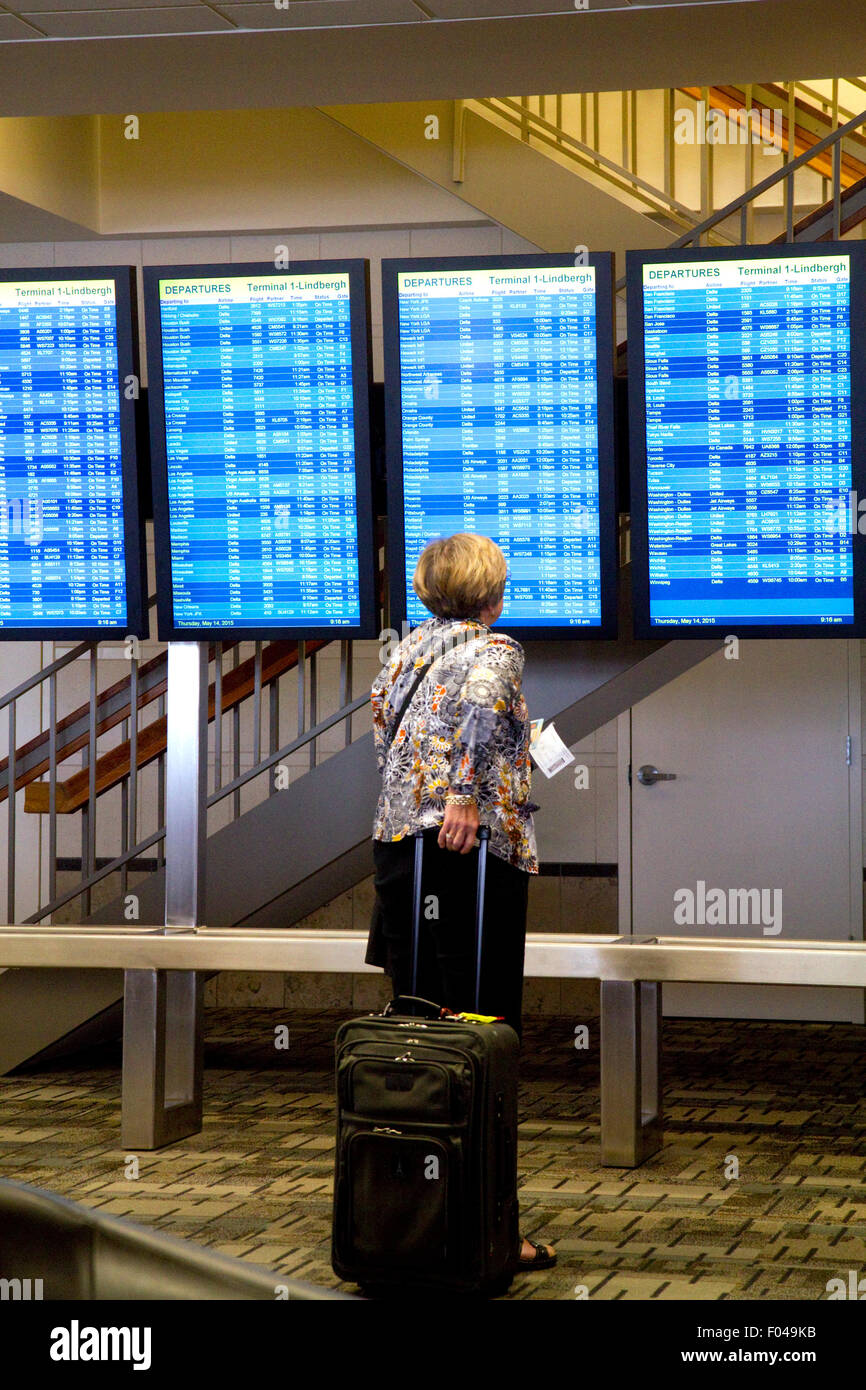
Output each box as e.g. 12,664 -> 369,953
96,108 -> 487,237
0,116 -> 99,230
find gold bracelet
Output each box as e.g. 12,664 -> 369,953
445,793 -> 476,807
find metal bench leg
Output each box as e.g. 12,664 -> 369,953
600,979 -> 662,1167
121,968 -> 203,1150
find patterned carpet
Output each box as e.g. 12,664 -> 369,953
1,1008 -> 864,1300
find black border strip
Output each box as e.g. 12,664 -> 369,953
626,240 -> 866,639
143,260 -> 378,642
381,252 -> 619,640
0,265 -> 146,641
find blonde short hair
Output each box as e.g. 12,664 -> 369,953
412,534 -> 507,620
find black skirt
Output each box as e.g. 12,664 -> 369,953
367,827 -> 529,1038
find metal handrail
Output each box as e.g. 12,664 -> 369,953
792,80 -> 860,124
476,96 -> 707,231
609,103 -> 866,294
0,639 -> 91,714
20,680 -> 371,923
480,92 -> 866,297
205,690 -> 370,811
24,825 -> 167,924
669,104 -> 866,239
0,595 -> 157,713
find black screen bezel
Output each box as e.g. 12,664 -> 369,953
0,265 -> 146,641
627,240 -> 866,640
144,259 -> 377,642
382,252 -> 619,640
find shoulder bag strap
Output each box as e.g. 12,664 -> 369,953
382,631 -> 467,758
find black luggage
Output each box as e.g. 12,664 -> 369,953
331,827 -> 520,1296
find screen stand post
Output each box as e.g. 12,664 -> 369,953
122,642 -> 208,1150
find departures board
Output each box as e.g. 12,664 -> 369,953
382,255 -> 618,638
0,268 -> 145,638
627,244 -> 866,637
144,262 -> 376,640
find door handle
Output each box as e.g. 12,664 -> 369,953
636,764 -> 677,787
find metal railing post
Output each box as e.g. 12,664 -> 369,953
664,89 -> 675,203
120,722 -> 129,904
7,703 -> 15,923
309,648 -> 318,771
214,645 -> 223,794
297,639 -> 306,744
593,93 -> 600,170
700,86 -> 712,239
129,649 -> 138,869
48,673 -> 57,911
268,676 -> 280,797
340,640 -> 354,748
253,641 -> 262,767
786,82 -> 796,242
744,85 -> 755,244
232,645 -> 241,821
452,99 -> 466,184
621,89 -> 629,172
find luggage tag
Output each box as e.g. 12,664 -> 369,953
530,721 -> 575,778
443,1010 -> 504,1025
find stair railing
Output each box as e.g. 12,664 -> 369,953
608,104 -> 866,336
472,95 -> 712,238
1,627 -> 375,927
475,88 -> 866,254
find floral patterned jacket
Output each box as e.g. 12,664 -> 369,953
371,615 -> 538,874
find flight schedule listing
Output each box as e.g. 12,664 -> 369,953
0,279 -> 128,630
158,273 -> 362,630
397,266 -> 603,628
642,255 -> 853,627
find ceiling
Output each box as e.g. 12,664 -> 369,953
0,0 -> 762,42
0,0 -> 862,115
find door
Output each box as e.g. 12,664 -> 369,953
623,639 -> 863,1020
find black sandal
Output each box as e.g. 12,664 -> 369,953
517,1238 -> 557,1271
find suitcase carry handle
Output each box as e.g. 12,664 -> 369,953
382,995 -> 444,1020
410,824 -> 491,1011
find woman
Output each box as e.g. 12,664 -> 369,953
368,532 -> 556,1273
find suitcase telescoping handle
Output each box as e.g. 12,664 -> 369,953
410,824 -> 491,1011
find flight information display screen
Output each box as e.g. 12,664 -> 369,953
0,269 -> 144,638
145,262 -> 376,640
628,246 -> 865,636
382,255 -> 617,638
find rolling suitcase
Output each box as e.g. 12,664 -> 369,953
331,826 -> 520,1296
